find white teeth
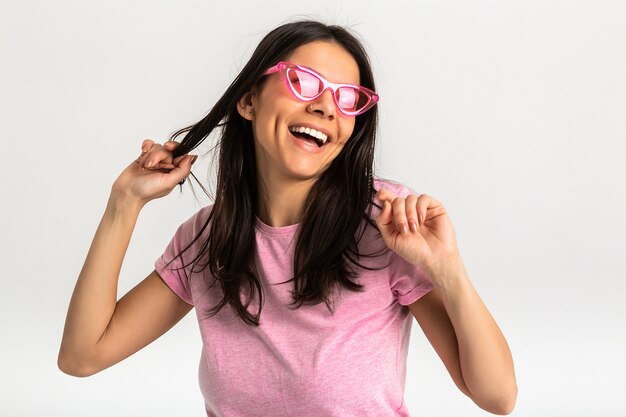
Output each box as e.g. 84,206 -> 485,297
289,126 -> 328,144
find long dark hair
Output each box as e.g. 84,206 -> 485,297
163,20 -> 389,326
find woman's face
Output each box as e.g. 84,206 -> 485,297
242,40 -> 360,186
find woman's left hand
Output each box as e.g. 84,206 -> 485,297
375,188 -> 461,280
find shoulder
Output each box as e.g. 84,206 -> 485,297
373,177 -> 420,199
370,177 -> 421,218
172,204 -> 215,242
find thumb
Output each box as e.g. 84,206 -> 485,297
375,188 -> 398,235
375,200 -> 395,236
168,154 -> 197,183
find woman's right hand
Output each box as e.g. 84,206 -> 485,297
111,139 -> 197,205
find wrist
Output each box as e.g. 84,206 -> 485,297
427,252 -> 468,288
107,189 -> 146,214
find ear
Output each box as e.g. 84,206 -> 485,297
236,86 -> 258,121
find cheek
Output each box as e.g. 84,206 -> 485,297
254,95 -> 293,137
252,111 -> 287,147
250,117 -> 272,149
338,119 -> 357,144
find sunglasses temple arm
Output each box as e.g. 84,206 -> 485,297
262,65 -> 280,76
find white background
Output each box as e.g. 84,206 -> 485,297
1,0 -> 625,416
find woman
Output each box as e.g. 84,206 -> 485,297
59,20 -> 517,416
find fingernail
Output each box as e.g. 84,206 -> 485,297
191,155 -> 198,164
402,224 -> 408,235
146,160 -> 153,168
409,221 -> 417,233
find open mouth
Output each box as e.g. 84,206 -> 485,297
289,126 -> 329,148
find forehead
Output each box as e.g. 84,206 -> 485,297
284,41 -> 360,85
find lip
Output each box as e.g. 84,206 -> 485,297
288,129 -> 326,154
287,122 -> 334,143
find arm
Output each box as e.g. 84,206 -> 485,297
408,257 -> 517,415
374,188 -> 517,414
58,140 -> 196,376
57,193 -> 193,376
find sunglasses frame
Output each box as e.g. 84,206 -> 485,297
262,61 -> 379,116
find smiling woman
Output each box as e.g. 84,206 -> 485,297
58,19 -> 516,417
238,40 -> 362,189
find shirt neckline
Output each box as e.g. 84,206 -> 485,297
254,215 -> 300,236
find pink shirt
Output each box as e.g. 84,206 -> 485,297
155,179 -> 434,417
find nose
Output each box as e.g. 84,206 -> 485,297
307,88 -> 336,120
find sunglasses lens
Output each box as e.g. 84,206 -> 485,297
287,68 -> 322,98
336,87 -> 370,114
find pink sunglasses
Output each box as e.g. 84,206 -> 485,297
262,61 -> 379,116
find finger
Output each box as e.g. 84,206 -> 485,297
172,153 -> 189,165
141,139 -> 154,152
391,197 -> 409,235
139,145 -> 159,168
375,188 -> 402,235
149,162 -> 176,171
138,150 -> 150,168
375,199 -> 391,225
143,143 -> 176,169
375,198 -> 397,238
167,154 -> 197,184
376,188 -> 396,204
405,194 -> 419,231
417,193 -> 438,224
164,140 -> 180,149
138,142 -> 161,168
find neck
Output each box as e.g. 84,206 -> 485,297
256,176 -> 316,227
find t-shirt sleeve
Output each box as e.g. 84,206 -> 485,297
375,179 -> 435,305
154,206 -> 212,306
388,252 -> 434,305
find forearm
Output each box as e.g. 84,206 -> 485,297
433,258 -> 517,414
58,191 -> 144,371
